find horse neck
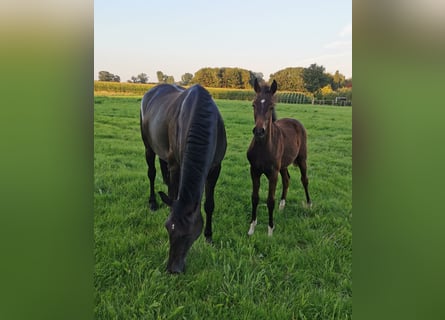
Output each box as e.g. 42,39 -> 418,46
177,103 -> 217,205
265,117 -> 280,147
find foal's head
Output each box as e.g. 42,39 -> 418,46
252,78 -> 277,140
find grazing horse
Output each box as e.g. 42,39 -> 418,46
140,84 -> 227,273
247,79 -> 311,236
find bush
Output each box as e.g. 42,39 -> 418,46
316,87 -> 352,106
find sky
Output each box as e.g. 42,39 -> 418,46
94,0 -> 351,83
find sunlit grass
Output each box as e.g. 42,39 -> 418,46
94,96 -> 352,319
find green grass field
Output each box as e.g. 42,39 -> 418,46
94,96 -> 352,319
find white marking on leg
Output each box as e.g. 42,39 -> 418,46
279,199 -> 286,210
261,99 -> 266,104
302,201 -> 313,209
268,225 -> 274,236
248,219 -> 257,236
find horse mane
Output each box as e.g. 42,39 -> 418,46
272,109 -> 278,122
177,85 -> 218,205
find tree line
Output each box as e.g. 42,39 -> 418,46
98,64 -> 352,97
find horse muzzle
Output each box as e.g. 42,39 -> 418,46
167,258 -> 185,274
253,127 -> 266,139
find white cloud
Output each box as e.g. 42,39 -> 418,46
339,23 -> 352,37
325,40 -> 352,49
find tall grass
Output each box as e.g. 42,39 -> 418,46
94,96 -> 352,319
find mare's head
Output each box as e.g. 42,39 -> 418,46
252,78 -> 277,140
160,192 -> 203,274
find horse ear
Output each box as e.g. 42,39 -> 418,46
254,78 -> 261,93
270,80 -> 277,95
159,191 -> 173,207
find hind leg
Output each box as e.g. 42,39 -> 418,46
296,156 -> 312,207
204,164 -> 222,243
265,169 -> 279,236
279,167 -> 290,210
145,146 -> 158,211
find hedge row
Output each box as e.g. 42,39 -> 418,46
204,87 -> 255,101
94,81 -> 156,95
94,81 -> 351,105
94,81 -> 256,100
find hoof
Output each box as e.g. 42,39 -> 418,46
279,199 -> 286,210
205,236 -> 213,244
149,201 -> 158,211
268,225 -> 274,236
248,219 -> 257,236
302,201 -> 312,209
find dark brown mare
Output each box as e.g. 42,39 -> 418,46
247,79 -> 311,236
140,84 -> 227,273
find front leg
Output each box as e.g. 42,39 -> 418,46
266,169 -> 279,236
144,147 -> 158,211
248,167 -> 261,236
204,165 -> 222,243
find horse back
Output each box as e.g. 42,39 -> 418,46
140,84 -> 184,160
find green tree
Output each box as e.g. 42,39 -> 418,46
239,69 -> 253,89
98,71 -> 120,82
112,75 -> 120,82
222,68 -> 242,88
137,73 -> 148,84
344,77 -> 352,88
192,67 -> 254,88
128,73 -> 148,83
219,67 -> 251,88
331,70 -> 346,90
302,63 -> 329,100
218,68 -> 228,88
269,67 -> 305,91
191,68 -> 220,87
165,76 -> 175,84
325,73 -> 334,90
252,72 -> 264,83
156,71 -> 174,84
156,71 -> 165,83
180,73 -> 193,85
